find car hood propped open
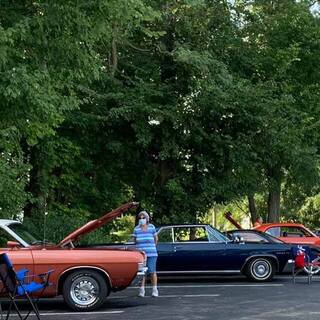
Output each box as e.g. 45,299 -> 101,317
59,202 -> 139,247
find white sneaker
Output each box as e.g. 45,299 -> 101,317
138,287 -> 145,297
152,287 -> 159,297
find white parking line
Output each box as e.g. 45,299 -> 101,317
111,294 -> 220,299
10,311 -> 124,317
277,275 -> 319,279
155,294 -> 220,298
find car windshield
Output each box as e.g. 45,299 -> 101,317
7,223 -> 40,245
207,226 -> 230,242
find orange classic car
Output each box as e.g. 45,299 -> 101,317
0,202 -> 146,311
224,212 -> 320,246
254,223 -> 320,246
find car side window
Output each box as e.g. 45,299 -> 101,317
0,229 -> 16,248
190,227 -> 208,241
158,228 -> 173,243
174,227 -> 209,242
232,232 -> 268,243
266,227 -> 281,237
280,227 -> 311,238
174,228 -> 190,242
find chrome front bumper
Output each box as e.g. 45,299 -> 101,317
132,267 -> 148,285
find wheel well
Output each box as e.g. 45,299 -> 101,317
242,256 -> 279,273
57,267 -> 111,295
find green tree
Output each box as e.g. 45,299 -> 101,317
230,0 -> 320,222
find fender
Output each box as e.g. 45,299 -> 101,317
57,265 -> 112,294
241,254 -> 279,272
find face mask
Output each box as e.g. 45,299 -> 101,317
139,218 -> 147,226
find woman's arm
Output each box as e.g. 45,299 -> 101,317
154,233 -> 158,245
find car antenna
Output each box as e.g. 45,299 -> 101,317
43,210 -> 48,248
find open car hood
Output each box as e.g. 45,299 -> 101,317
58,202 -> 139,247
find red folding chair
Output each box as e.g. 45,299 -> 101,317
290,246 -> 320,284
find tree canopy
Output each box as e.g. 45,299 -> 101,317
1,0 -> 320,240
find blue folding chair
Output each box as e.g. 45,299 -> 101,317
0,253 -> 53,320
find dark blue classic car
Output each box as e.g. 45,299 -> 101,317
224,229 -> 286,244
145,224 -> 293,281
100,224 -> 297,282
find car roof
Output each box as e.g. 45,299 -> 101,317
255,223 -> 319,238
157,224 -> 210,230
256,223 -> 306,228
227,229 -> 265,234
159,224 -> 209,227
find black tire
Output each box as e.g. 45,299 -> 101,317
245,258 -> 275,282
62,269 -> 109,311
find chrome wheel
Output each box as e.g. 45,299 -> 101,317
247,258 -> 274,281
63,269 -> 108,311
70,276 -> 99,306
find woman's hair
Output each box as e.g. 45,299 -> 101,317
138,211 -> 150,223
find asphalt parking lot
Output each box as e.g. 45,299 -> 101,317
3,275 -> 320,320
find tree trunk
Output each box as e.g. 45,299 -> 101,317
267,189 -> 280,222
267,167 -> 282,222
248,194 -> 257,225
23,144 -> 47,218
111,37 -> 118,76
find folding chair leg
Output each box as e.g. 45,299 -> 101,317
292,268 -> 297,284
23,293 -> 41,320
308,271 -> 312,285
5,295 -> 41,320
6,297 -> 24,320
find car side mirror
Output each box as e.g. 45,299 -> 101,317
7,241 -> 21,248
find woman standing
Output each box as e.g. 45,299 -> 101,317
133,211 -> 158,297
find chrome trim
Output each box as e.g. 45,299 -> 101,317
157,226 -> 174,243
131,267 -> 148,285
138,262 -> 146,271
137,267 -> 148,276
157,225 -> 229,244
59,266 -> 112,289
159,224 -> 208,228
2,224 -> 29,247
157,270 -> 241,274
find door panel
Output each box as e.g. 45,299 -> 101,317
0,248 -> 34,292
171,242 -> 228,271
278,236 -> 316,245
5,248 -> 34,273
157,243 -> 175,271
156,227 -> 174,271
